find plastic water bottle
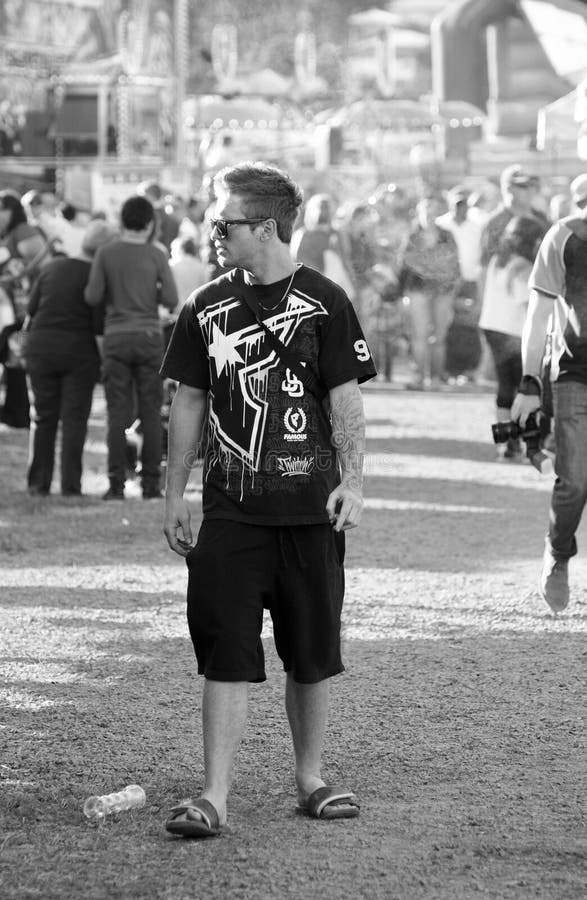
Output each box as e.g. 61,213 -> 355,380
83,784 -> 146,820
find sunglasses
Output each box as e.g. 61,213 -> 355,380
210,217 -> 266,239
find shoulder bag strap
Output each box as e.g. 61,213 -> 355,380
238,276 -> 328,402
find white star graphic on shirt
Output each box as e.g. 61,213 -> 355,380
208,322 -> 245,377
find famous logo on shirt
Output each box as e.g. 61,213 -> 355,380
283,407 -> 307,441
198,291 -> 327,471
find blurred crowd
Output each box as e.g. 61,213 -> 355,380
0,162 -> 580,494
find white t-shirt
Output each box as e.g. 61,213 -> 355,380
478,255 -> 531,337
436,213 -> 483,281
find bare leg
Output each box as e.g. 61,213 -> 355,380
182,679 -> 248,826
285,674 -> 329,803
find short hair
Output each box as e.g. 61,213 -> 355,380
213,162 -> 303,244
120,195 -> 155,231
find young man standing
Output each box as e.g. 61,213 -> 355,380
161,162 -> 376,837
85,195 -> 178,499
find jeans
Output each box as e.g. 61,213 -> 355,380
405,290 -> 454,381
482,329 -> 522,410
549,380 -> 587,560
102,330 -> 164,489
27,354 -> 99,494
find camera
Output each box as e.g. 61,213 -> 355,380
491,410 -> 554,474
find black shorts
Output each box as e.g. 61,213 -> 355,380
185,520 -> 346,684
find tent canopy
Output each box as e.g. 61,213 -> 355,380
520,0 -> 587,85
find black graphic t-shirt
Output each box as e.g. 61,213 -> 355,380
161,264 -> 376,524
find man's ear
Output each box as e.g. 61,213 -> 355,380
260,218 -> 277,240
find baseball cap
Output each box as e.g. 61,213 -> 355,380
500,164 -> 534,189
570,173 -> 587,205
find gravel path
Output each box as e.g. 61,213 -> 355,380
1,384 -> 586,899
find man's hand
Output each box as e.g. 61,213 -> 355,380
326,482 -> 364,532
163,495 -> 194,556
511,393 -> 541,428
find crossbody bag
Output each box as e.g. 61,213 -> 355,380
238,275 -> 328,403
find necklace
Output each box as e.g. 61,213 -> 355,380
256,265 -> 299,311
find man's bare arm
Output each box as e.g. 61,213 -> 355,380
521,289 -> 553,377
511,289 -> 553,426
163,383 -> 207,555
326,379 -> 366,531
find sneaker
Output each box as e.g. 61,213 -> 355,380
540,550 -> 569,612
102,486 -> 125,501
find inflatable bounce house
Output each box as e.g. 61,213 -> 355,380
431,0 -> 587,142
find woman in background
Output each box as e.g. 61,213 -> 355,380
291,193 -> 354,296
0,190 -> 52,428
25,221 -> 116,495
400,194 -> 460,388
478,215 -> 548,459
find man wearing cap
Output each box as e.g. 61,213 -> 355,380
512,173 -> 587,612
480,165 -> 549,271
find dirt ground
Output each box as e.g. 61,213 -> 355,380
1,382 -> 586,900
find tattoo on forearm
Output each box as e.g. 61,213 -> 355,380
330,389 -> 366,489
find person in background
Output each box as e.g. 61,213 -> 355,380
336,202 -> 378,331
291,193 -> 354,296
549,193 -> 572,222
364,263 -> 408,383
467,180 -> 501,224
169,236 -> 209,308
478,215 -> 547,460
512,173 -> 587,613
58,202 -> 92,257
290,193 -> 335,272
436,185 -> 482,302
476,167 -> 549,384
25,221 -> 116,496
436,185 -> 484,383
400,194 -> 460,388
0,190 -> 53,428
21,190 -> 67,254
199,174 -> 225,281
367,184 -> 412,333
368,183 -> 411,242
336,202 -> 377,293
137,181 -> 180,253
85,195 -> 179,500
479,166 -> 548,274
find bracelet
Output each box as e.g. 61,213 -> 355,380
518,375 -> 543,397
